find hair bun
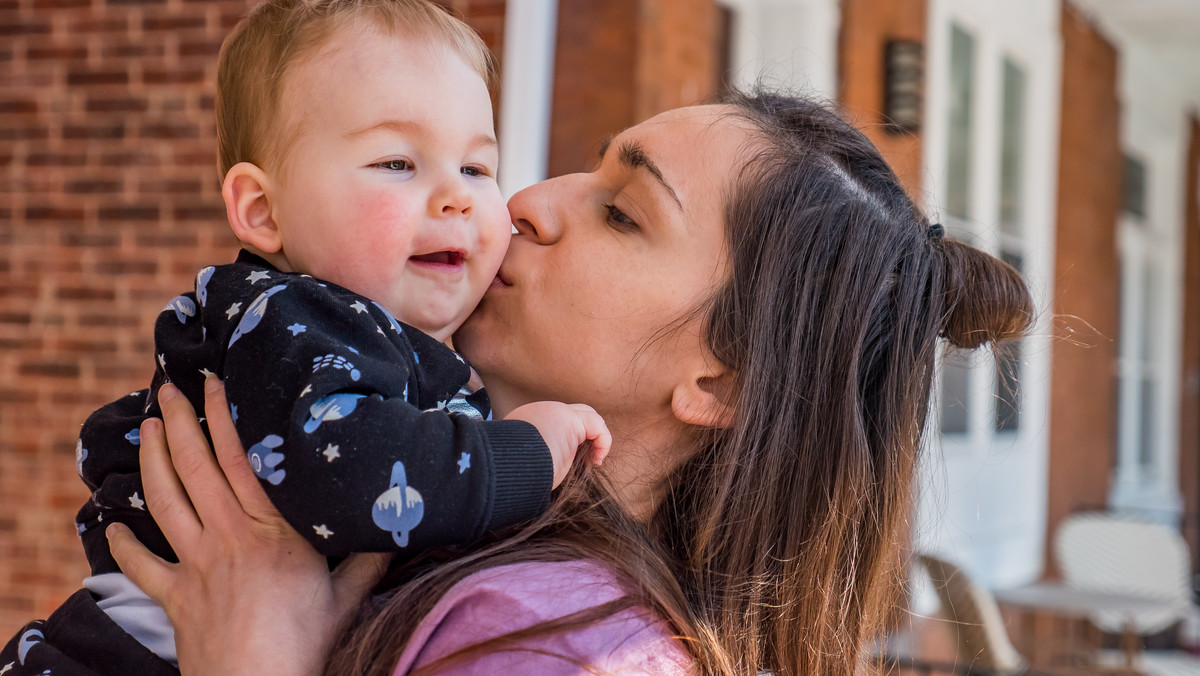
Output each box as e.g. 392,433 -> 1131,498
937,238 -> 1033,349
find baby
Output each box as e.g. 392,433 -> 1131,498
0,0 -> 607,671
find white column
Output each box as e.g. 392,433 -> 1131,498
498,0 -> 558,199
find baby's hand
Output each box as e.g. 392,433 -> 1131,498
505,402 -> 611,488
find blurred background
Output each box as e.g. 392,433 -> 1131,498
2,0 -> 1199,672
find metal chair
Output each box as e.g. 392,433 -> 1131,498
1055,511 -> 1200,675
918,554 -> 1028,675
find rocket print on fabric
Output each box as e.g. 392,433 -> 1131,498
247,434 -> 286,485
372,461 -> 424,547
195,265 -> 216,308
228,285 -> 287,348
303,393 -> 367,433
163,295 -> 196,324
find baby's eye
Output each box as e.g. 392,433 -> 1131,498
461,165 -> 490,178
375,159 -> 411,172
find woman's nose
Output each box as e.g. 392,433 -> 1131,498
507,178 -> 566,244
430,173 -> 473,219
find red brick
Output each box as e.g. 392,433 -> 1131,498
86,97 -> 149,113
66,70 -> 129,86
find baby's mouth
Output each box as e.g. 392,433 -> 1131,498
410,251 -> 464,267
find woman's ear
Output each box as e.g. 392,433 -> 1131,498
222,162 -> 283,255
671,365 -> 737,429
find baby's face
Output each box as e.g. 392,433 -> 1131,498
267,26 -> 509,342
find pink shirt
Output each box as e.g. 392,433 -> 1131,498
391,560 -> 695,675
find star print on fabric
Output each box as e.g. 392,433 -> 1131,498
377,326 -> 385,335
300,384 -> 312,397
454,352 -> 465,364
225,302 -> 242,319
287,323 -> 307,336
322,444 -> 340,462
351,300 -> 368,314
129,492 -> 145,510
457,452 -> 471,473
199,368 -> 215,379
246,270 -> 271,284
313,524 -> 333,539
157,353 -> 166,369
230,404 -> 238,422
0,661 -> 13,674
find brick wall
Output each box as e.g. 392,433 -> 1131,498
837,0 -> 926,200
0,0 -> 504,639
547,0 -> 720,177
1044,2 -> 1123,577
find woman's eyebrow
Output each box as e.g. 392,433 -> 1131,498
597,136 -> 682,211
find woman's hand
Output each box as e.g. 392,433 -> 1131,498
106,377 -> 389,676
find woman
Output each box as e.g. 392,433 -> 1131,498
106,90 -> 1032,675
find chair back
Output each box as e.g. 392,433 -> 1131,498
919,554 -> 1027,675
1054,511 -> 1192,635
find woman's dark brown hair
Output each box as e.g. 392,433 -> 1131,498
324,89 -> 1033,676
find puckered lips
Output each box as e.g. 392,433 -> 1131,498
409,250 -> 465,272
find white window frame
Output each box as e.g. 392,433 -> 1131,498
716,0 -> 840,100
1110,41 -> 1188,518
918,0 -> 1060,588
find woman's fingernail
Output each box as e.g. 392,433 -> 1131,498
204,374 -> 221,393
158,383 -> 179,402
104,523 -> 126,541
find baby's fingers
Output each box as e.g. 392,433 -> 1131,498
107,523 -> 176,608
569,404 -> 611,466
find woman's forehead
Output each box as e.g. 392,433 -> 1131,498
620,105 -> 758,212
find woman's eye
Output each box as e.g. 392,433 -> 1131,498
375,159 -> 411,172
602,203 -> 639,231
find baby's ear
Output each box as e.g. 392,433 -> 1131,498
671,364 -> 737,430
222,162 -> 282,254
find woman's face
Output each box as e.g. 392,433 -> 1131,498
456,105 -> 757,435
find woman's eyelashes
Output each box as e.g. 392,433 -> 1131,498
602,203 -> 639,232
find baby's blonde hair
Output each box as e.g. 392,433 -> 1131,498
216,0 -> 495,179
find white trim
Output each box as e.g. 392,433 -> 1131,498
498,0 -> 558,199
918,0 -> 1061,590
1109,39 -> 1189,518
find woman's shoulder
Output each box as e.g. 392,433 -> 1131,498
393,559 -> 695,675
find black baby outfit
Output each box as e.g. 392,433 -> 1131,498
1,250 -> 552,675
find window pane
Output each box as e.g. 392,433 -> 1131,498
999,58 -> 1025,236
995,250 -> 1024,431
1140,265 -> 1156,364
1139,374 -> 1156,469
941,351 -> 972,435
945,24 -> 975,220
1124,155 -> 1147,220
995,341 -> 1021,432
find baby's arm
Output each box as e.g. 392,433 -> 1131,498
505,402 -> 611,488
207,272 -> 553,556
